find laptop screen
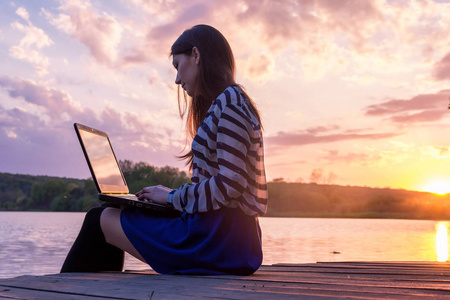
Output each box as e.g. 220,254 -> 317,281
75,123 -> 128,193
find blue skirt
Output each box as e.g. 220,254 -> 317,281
120,207 -> 263,275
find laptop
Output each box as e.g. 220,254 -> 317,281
74,123 -> 175,213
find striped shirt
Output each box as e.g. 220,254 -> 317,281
167,86 -> 268,216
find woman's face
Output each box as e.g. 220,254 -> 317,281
172,49 -> 200,97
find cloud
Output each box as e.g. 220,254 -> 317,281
266,129 -> 400,147
0,75 -> 173,144
245,54 -> 275,79
422,146 -> 450,161
0,76 -> 82,123
44,0 -> 450,82
269,160 -> 307,168
259,0 -> 381,48
320,149 -> 373,166
45,0 -> 122,65
126,0 -> 177,18
15,7 -> 30,23
124,0 -> 385,78
306,125 -> 340,135
229,0 -> 450,79
145,3 -> 213,57
0,75 -> 185,177
389,110 -> 448,123
43,0 -> 212,67
365,90 -> 450,123
318,145 -> 417,169
119,48 -> 153,66
35,0 -> 450,84
227,0 -> 385,78
9,7 -> 53,77
434,51 -> 450,80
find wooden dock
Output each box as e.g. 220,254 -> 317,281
1,262 -> 450,299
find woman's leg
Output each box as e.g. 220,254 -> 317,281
60,206 -> 124,273
100,207 -> 146,263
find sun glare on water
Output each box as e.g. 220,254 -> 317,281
420,180 -> 450,195
436,222 -> 449,262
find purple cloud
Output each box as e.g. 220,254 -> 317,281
0,76 -> 83,121
0,76 -> 184,178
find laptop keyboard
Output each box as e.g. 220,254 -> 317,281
117,194 -> 138,200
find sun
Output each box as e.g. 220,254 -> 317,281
420,179 -> 450,195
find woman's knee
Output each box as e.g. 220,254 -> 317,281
100,208 -> 146,262
100,207 -> 122,244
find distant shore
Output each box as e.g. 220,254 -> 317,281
2,171 -> 450,220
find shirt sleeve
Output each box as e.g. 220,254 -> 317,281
167,103 -> 252,213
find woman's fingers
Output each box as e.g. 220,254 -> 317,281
135,186 -> 171,205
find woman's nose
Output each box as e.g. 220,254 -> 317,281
175,74 -> 181,85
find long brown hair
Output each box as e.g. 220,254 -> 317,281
171,25 -> 262,168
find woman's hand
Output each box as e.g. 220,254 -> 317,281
135,185 -> 173,205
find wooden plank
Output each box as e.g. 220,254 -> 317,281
0,272 -> 328,299
0,263 -> 450,299
188,265 -> 450,297
267,263 -> 450,276
0,286 -> 106,300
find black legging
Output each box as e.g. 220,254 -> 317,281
60,205 -> 124,272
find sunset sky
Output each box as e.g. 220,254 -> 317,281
1,0 -> 450,193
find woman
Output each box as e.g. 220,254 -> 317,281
61,24 -> 268,275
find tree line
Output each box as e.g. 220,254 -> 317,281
266,181 -> 450,219
0,173 -> 96,211
0,160 -> 190,212
1,163 -> 450,219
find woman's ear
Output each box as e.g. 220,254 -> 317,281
192,47 -> 200,65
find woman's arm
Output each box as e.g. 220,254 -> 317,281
168,102 -> 257,213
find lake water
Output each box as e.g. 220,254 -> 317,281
0,212 -> 448,279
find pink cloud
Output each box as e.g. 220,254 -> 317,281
126,0 -> 177,16
434,51 -> 450,80
306,125 -> 340,134
120,50 -> 153,66
320,149 -> 373,165
266,130 -> 400,147
46,1 -> 122,65
246,54 -> 273,78
119,0 -> 385,74
234,0 -> 383,52
269,160 -> 308,168
390,110 -> 448,123
146,3 -> 211,50
365,90 -> 450,123
36,0 -> 450,83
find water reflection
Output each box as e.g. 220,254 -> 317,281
435,222 -> 449,262
2,214 -> 450,278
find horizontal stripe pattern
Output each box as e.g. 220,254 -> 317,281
167,86 -> 268,216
